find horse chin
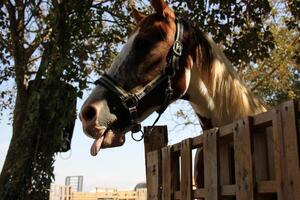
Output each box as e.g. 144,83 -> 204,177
101,129 -> 126,149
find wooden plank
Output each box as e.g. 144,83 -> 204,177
219,142 -> 232,185
221,184 -> 236,196
273,101 -> 300,200
193,188 -> 206,199
174,191 -> 181,200
253,127 -> 269,181
219,123 -> 234,137
144,126 -> 168,200
162,146 -> 172,200
180,139 -> 193,200
266,127 -> 275,180
192,134 -> 204,148
253,110 -> 273,127
219,131 -> 233,185
234,117 -> 255,200
146,150 -> 162,200
174,134 -> 203,153
257,181 -> 277,194
219,124 -> 235,187
173,142 -> 181,153
203,128 -> 220,200
144,125 -> 168,158
297,100 -> 300,167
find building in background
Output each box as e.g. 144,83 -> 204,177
65,176 -> 83,192
49,182 -> 147,200
49,185 -> 72,200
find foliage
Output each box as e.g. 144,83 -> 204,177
245,26 -> 300,107
0,0 -> 133,199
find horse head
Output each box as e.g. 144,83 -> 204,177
80,0 -> 195,156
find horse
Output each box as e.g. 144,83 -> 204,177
79,0 -> 266,188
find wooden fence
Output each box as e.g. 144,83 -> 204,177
143,100 -> 300,200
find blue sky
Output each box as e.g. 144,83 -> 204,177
0,93 -> 201,192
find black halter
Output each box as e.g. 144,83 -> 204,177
95,21 -> 184,138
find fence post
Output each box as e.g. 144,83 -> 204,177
273,100 -> 300,200
234,117 -> 255,200
181,138 -> 193,200
162,146 -> 173,200
144,126 -> 168,200
204,128 -> 220,200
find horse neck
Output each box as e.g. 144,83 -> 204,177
186,36 -> 266,127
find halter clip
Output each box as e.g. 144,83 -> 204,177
173,40 -> 183,56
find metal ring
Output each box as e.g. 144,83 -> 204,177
131,130 -> 144,142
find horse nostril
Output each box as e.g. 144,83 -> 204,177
82,106 -> 97,122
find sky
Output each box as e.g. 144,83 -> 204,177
0,93 -> 201,192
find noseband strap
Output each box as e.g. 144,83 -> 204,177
95,20 -> 184,134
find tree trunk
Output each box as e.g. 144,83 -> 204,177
0,84 -> 38,200
0,2 -> 76,199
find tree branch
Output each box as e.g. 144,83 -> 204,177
251,35 -> 300,91
25,36 -> 42,61
24,0 -> 43,28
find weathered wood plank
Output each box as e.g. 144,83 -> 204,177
221,184 -> 236,196
203,128 -> 220,200
257,181 -> 277,194
193,188 -> 206,199
162,146 -> 172,200
219,123 -> 234,137
146,150 -> 162,200
234,118 -> 255,200
266,127 -> 275,180
273,101 -> 300,200
174,191 -> 181,199
144,126 -> 168,200
180,139 -> 193,200
253,127 -> 269,181
144,125 -> 168,159
173,143 -> 181,153
192,134 -> 204,148
253,110 -> 273,127
219,146 -> 232,185
219,132 -> 233,185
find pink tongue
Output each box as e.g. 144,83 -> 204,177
90,135 -> 104,156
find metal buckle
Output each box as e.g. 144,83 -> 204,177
173,40 -> 183,56
128,106 -> 137,116
125,95 -> 138,107
128,106 -> 138,123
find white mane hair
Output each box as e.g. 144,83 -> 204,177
187,35 -> 267,127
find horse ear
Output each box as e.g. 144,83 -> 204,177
150,0 -> 168,15
132,8 -> 145,23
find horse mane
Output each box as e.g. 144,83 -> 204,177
183,20 -> 267,126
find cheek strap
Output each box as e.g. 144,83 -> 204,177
94,20 -> 185,141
